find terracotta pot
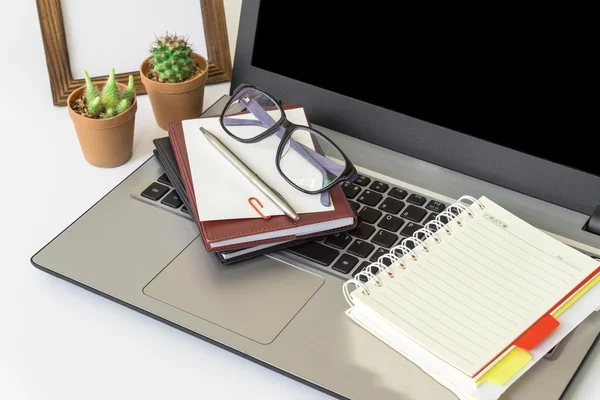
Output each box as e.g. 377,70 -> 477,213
140,52 -> 209,130
67,82 -> 137,168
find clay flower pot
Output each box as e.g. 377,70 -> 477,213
67,82 -> 137,168
140,52 -> 209,130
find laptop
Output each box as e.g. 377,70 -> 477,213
31,1 -> 600,399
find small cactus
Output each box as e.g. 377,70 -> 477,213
116,99 -> 130,114
82,68 -> 135,119
149,33 -> 196,83
83,70 -> 99,102
88,96 -> 101,118
121,75 -> 135,105
102,69 -> 121,109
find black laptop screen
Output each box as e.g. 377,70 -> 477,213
252,2 -> 597,177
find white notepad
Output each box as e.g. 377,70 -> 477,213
343,195 -> 600,382
182,107 -> 334,221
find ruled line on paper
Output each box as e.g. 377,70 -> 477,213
380,291 -> 490,353
441,244 -> 550,299
446,239 -> 555,296
415,261 -> 526,323
468,224 -> 571,283
402,273 -> 514,330
421,256 -> 535,316
392,277 -> 506,339
459,231 -> 563,288
374,296 -> 479,364
387,284 -> 497,347
410,268 -> 523,325
475,220 -> 577,277
427,252 -> 541,309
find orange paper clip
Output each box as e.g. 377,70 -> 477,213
249,197 -> 271,220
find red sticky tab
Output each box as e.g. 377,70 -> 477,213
514,314 -> 560,351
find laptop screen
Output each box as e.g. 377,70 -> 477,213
252,3 -> 596,177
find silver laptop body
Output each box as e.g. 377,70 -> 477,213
32,96 -> 600,399
32,1 -> 600,398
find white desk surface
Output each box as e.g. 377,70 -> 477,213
1,1 -> 599,399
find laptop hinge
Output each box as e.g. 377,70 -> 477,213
584,204 -> 600,235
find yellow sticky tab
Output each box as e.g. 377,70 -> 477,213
552,273 -> 600,318
475,347 -> 532,386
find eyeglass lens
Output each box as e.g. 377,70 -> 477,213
222,87 -> 282,140
278,128 -> 346,192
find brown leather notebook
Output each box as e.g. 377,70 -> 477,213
167,105 -> 357,252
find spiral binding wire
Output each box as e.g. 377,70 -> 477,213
342,195 -> 486,307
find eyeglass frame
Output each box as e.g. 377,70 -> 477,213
219,84 -> 358,196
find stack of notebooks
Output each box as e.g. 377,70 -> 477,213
343,195 -> 600,400
153,105 -> 357,263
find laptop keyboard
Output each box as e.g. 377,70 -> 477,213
137,173 -> 191,217
136,167 -> 599,361
136,170 -> 448,280
285,173 -> 450,281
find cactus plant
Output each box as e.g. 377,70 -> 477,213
83,69 -> 135,119
148,33 -> 196,83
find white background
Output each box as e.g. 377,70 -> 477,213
1,0 -> 599,399
62,0 -> 208,79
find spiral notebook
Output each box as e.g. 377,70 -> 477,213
343,195 -> 600,398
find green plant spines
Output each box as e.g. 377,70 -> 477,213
122,75 -> 135,105
88,96 -> 101,117
102,68 -> 120,109
150,33 -> 195,83
83,70 -> 99,103
116,99 -> 130,114
81,68 -> 134,119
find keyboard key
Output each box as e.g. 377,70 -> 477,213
325,233 -> 352,249
141,182 -> 170,201
287,242 -> 339,266
348,200 -> 361,213
181,205 -> 190,214
350,222 -> 376,239
348,240 -> 375,258
369,181 -> 389,193
370,247 -> 392,265
341,182 -> 362,199
378,198 -> 404,215
389,187 -> 408,199
332,254 -> 359,274
401,205 -> 427,222
378,215 -> 404,232
403,239 -> 417,249
437,214 -> 454,224
157,173 -> 172,186
372,229 -> 399,248
401,222 -> 423,237
161,190 -> 183,208
406,194 -> 427,206
355,175 -> 371,186
357,207 -> 382,224
357,190 -> 383,207
426,200 -> 446,213
423,213 -> 438,225
353,261 -> 379,282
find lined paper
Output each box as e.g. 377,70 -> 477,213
353,196 -> 600,377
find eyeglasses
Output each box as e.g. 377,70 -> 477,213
220,84 -> 357,205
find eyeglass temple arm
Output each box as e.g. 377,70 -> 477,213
223,98 -> 346,178
238,97 -> 346,205
225,96 -> 347,205
223,117 -> 343,174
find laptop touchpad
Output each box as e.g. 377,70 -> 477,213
143,237 -> 324,344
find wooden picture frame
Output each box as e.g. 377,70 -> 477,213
36,0 -> 232,106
